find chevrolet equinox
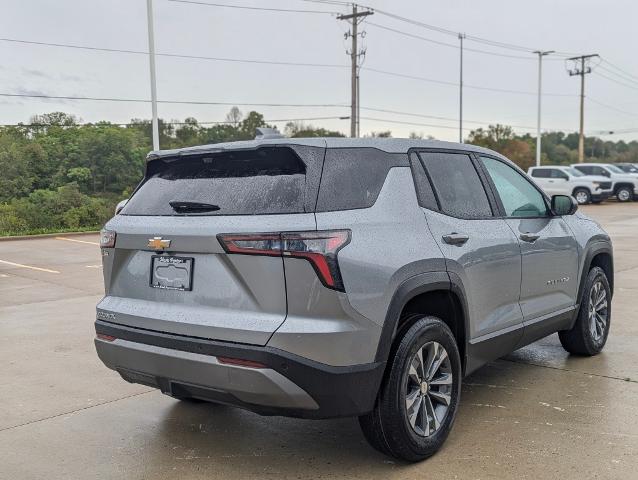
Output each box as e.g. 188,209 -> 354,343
95,137 -> 613,462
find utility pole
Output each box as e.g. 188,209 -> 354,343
567,54 -> 598,162
458,33 -> 465,143
146,0 -> 160,151
338,5 -> 373,138
534,50 -> 554,166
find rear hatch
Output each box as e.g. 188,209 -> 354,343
98,144 -> 325,345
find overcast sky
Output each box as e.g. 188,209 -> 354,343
2,0 -> 637,142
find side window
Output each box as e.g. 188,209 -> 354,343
531,169 -> 551,178
409,152 -> 438,211
316,148 -> 400,212
420,152 -> 492,218
480,157 -> 549,218
575,166 -> 592,175
550,169 -> 568,179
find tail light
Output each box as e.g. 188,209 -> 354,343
218,230 -> 351,291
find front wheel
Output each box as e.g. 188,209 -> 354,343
359,315 -> 462,462
559,267 -> 611,355
616,187 -> 633,202
573,188 -> 591,205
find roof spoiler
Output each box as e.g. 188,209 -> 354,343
255,127 -> 284,140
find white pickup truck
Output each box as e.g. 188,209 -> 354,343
571,163 -> 638,202
527,166 -> 613,205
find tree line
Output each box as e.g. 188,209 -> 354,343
0,109 -> 636,236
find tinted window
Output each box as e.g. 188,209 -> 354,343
481,157 -> 549,218
316,148 -> 406,211
574,166 -> 592,175
409,152 -> 438,210
531,168 -> 551,178
122,147 -> 309,216
550,169 -> 568,179
420,152 -> 492,218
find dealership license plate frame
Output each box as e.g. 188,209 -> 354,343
150,255 -> 194,291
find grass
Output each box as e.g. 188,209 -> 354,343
0,225 -> 102,238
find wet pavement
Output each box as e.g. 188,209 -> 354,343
1,203 -> 637,479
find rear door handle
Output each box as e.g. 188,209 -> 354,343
520,232 -> 540,243
442,233 -> 469,245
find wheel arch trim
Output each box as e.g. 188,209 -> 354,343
374,271 -> 470,373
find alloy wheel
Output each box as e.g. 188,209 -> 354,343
618,189 -> 631,202
405,341 -> 453,437
575,191 -> 589,204
588,280 -> 608,342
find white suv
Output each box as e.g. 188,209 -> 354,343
528,166 -> 613,204
571,163 -> 638,202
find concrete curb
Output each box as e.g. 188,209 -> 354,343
0,231 -> 100,242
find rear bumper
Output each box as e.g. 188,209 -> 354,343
94,320 -> 385,419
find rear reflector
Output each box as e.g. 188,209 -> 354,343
218,230 -> 350,291
99,229 -> 116,248
96,333 -> 116,342
217,356 -> 267,369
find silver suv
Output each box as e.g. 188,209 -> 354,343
95,138 -> 614,462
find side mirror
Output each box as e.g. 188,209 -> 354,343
115,199 -> 129,215
552,195 -> 578,216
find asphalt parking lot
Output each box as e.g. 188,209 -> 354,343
1,203 -> 637,479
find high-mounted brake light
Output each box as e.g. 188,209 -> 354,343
100,229 -> 116,248
218,230 -> 351,291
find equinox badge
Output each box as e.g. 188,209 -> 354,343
148,237 -> 171,250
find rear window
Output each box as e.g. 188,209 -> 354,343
121,147 -> 310,216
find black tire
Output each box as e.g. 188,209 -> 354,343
359,315 -> 462,462
559,267 -> 611,355
573,188 -> 591,205
616,186 -> 633,203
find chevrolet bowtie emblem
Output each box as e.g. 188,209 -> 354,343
148,237 -> 171,250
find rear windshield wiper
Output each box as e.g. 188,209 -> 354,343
169,201 -> 221,213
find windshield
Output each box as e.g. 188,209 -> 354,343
619,164 -> 638,173
566,167 -> 584,177
606,165 -> 624,174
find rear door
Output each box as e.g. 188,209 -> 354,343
529,168 -> 556,195
98,144 -> 325,345
413,151 -> 524,358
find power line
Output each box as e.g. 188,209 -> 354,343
600,59 -> 638,83
587,97 -> 638,117
0,37 -> 348,68
593,70 -> 638,91
3,36 -> 577,98
366,22 -> 538,60
166,0 -> 339,15
362,66 -> 576,97
0,92 -> 348,107
597,63 -> 638,86
0,115 -> 350,128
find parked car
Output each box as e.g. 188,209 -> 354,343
615,163 -> 638,175
95,137 -> 614,462
572,163 -> 638,202
528,165 -> 612,204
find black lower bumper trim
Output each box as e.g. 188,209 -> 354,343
95,320 -> 385,419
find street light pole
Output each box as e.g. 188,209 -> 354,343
458,33 -> 465,143
534,50 -> 554,167
146,0 -> 160,151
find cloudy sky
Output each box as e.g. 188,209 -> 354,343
1,0 -> 637,141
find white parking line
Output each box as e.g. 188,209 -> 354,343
0,259 -> 60,274
85,265 -> 103,269
55,237 -> 99,246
